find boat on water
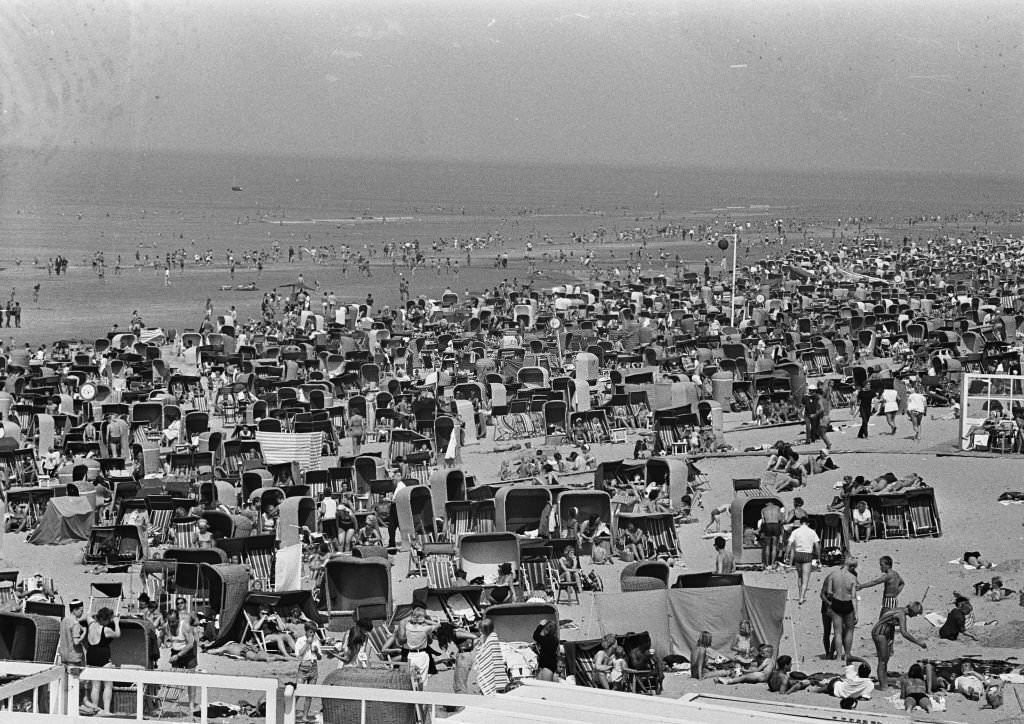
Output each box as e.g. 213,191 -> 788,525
231,185 -> 243,191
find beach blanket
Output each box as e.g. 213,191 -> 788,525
254,431 -> 323,469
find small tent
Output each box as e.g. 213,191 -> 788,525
28,496 -> 96,545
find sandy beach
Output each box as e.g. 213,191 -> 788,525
5,385 -> 1023,722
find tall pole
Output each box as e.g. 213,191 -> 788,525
729,233 -> 739,326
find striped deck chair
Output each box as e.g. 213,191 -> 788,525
148,506 -> 176,545
444,502 -> 473,542
520,558 -> 552,595
645,516 -> 679,559
813,518 -> 843,551
365,622 -> 402,667
405,461 -> 431,486
801,352 -> 820,376
245,542 -> 277,590
425,555 -> 457,589
813,350 -> 832,373
171,517 -> 199,548
571,645 -> 600,687
907,496 -> 940,537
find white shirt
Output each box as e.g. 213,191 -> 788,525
906,392 -> 926,414
881,388 -> 899,413
789,524 -> 820,554
834,664 -> 875,699
852,507 -> 872,525
320,496 -> 337,521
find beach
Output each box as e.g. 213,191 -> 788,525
2,148 -> 1024,722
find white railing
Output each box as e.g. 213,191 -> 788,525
0,663 -> 67,720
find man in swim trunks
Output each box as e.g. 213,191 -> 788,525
786,518 -> 820,604
857,555 -> 904,619
871,602 -> 926,691
823,558 -> 859,663
759,500 -> 784,569
767,655 -> 810,694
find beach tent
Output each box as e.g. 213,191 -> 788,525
575,581 -> 786,660
28,495 -> 95,545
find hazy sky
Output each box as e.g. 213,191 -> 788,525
2,0 -> 1022,174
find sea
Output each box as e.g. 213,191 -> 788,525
2,147 -> 1022,263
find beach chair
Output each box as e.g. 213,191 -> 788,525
171,517 -> 200,548
520,558 -> 552,596
424,555 -> 457,589
548,561 -> 580,604
241,608 -> 269,652
879,499 -> 910,539
620,632 -> 663,695
88,582 -> 124,616
365,622 -> 402,667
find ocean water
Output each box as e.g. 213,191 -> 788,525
4,148 -> 1022,246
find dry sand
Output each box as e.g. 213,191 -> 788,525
7,396 -> 1024,722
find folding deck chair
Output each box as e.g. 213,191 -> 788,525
88,581 -> 124,615
548,561 -> 580,604
425,555 -> 457,589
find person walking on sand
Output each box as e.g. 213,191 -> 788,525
857,555 -> 905,620
880,385 -> 900,435
906,385 -> 927,441
786,518 -> 820,604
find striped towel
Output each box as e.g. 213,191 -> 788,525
139,328 -> 165,345
255,431 -> 323,468
475,632 -> 510,695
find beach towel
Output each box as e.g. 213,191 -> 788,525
475,632 -> 509,695
254,431 -> 323,469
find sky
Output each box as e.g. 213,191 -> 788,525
1,0 -> 1022,174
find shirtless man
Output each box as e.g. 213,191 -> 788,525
823,559 -> 859,663
760,501 -> 784,569
768,655 -> 811,694
716,644 -> 775,685
857,555 -> 905,619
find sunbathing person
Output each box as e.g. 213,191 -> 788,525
716,644 -> 775,684
963,551 -> 994,569
768,655 -> 811,694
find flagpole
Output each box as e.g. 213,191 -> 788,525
729,233 -> 739,326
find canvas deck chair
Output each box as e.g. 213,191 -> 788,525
907,489 -> 941,537
365,622 -> 402,666
88,582 -> 124,615
444,501 -> 473,541
245,536 -> 277,590
548,560 -> 579,604
145,498 -> 177,544
425,555 -> 457,589
171,516 -> 200,548
520,558 -> 552,596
